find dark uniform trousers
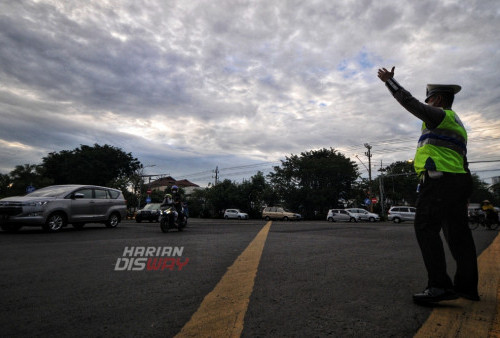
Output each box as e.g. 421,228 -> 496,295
414,171 -> 478,296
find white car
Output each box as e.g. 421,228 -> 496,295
345,208 -> 380,222
224,209 -> 249,220
387,206 -> 416,223
326,209 -> 360,222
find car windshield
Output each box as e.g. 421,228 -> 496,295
143,203 -> 161,210
26,185 -> 76,197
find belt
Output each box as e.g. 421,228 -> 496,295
421,170 -> 467,183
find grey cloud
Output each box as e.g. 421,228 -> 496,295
0,0 -> 499,184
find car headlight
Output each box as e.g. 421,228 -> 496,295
26,201 -> 49,207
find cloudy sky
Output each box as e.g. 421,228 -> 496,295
1,0 -> 499,187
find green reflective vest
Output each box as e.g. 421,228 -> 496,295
414,109 -> 467,175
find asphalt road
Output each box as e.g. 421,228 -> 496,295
0,219 -> 497,337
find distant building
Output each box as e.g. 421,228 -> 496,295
149,176 -> 200,195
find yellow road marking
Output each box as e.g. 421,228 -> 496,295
175,221 -> 272,338
415,232 -> 500,337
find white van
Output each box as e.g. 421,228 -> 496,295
387,206 -> 416,223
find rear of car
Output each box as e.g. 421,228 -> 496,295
387,206 -> 416,223
0,185 -> 127,232
345,208 -> 380,222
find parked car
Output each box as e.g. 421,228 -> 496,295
345,208 -> 380,222
0,185 -> 127,232
262,206 -> 301,221
326,209 -> 360,222
135,203 -> 162,223
223,209 -> 249,220
387,206 -> 416,223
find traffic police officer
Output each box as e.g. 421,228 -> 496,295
377,67 -> 479,304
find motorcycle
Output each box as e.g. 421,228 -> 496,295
160,206 -> 187,232
468,210 -> 500,230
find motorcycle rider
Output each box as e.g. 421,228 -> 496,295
171,185 -> 185,224
481,200 -> 498,226
160,193 -> 178,222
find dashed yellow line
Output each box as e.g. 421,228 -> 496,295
415,232 -> 500,337
175,221 -> 272,338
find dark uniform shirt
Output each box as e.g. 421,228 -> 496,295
390,82 -> 446,129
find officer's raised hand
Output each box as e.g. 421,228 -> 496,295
377,66 -> 395,82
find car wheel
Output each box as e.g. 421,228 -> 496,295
393,217 -> 401,224
1,224 -> 22,233
106,213 -> 120,228
265,216 -> 271,221
238,216 -> 242,220
44,212 -> 66,232
369,217 -> 375,222
72,223 -> 85,230
224,216 -> 229,219
283,216 -> 289,221
349,217 -> 356,222
327,217 -> 334,222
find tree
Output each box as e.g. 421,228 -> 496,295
470,173 -> 495,204
239,171 -> 269,218
0,173 -> 12,198
7,164 -> 53,196
268,148 -> 359,219
380,161 -> 419,207
40,144 -> 142,187
187,187 -> 210,218
205,179 -> 242,218
186,172 -> 272,219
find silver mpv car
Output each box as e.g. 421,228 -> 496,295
0,185 -> 127,232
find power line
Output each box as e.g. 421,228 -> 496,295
166,128 -> 500,184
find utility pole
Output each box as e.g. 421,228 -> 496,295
364,143 -> 372,183
213,166 -> 219,185
364,143 -> 373,212
379,160 -> 385,219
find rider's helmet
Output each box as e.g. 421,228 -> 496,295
164,193 -> 173,205
172,185 -> 179,193
482,200 -> 491,205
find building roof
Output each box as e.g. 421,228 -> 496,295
149,176 -> 199,189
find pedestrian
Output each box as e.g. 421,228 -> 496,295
377,66 -> 479,304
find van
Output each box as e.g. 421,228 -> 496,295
262,207 -> 301,221
387,206 -> 416,223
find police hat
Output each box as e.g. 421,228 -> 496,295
425,84 -> 461,103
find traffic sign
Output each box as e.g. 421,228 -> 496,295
371,197 -> 378,204
146,197 -> 151,203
